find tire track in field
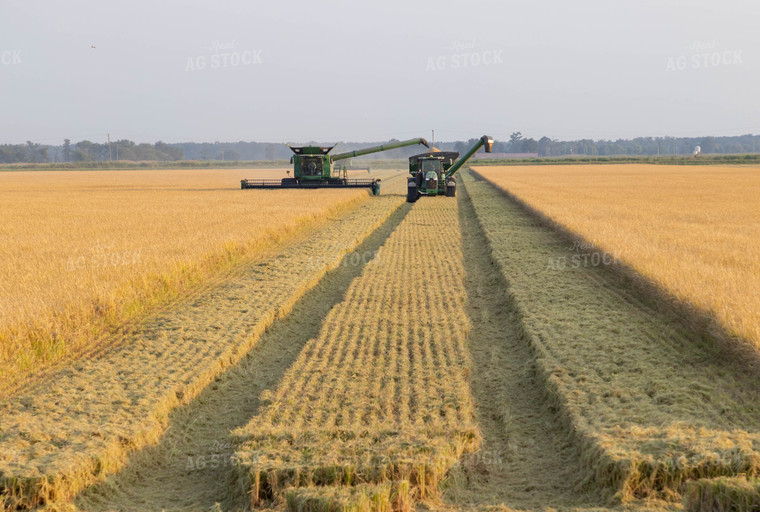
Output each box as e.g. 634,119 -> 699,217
70,204 -> 411,512
443,176 -> 607,510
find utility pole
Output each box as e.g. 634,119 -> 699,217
107,133 -> 112,162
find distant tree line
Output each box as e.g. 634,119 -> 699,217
0,141 -> 50,163
477,132 -> 760,157
2,134 -> 760,164
0,139 -> 182,164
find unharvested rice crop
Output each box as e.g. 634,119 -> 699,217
0,168 -> 385,392
471,164 -> 760,353
233,198 -> 480,507
0,187 -> 406,509
462,170 -> 760,502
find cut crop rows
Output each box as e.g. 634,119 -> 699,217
462,170 -> 760,503
233,198 -> 480,508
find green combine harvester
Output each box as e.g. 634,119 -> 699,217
406,135 -> 493,202
241,137 -> 429,195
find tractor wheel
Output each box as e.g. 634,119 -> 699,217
445,181 -> 456,197
406,183 -> 418,203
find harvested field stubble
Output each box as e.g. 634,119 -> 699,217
462,170 -> 760,503
233,199 -> 480,507
442,175 -> 609,511
0,188 -> 406,510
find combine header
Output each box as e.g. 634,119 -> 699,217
241,138 -> 429,195
406,135 -> 493,202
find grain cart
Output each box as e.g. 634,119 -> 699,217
241,138 -> 429,195
406,135 -> 493,202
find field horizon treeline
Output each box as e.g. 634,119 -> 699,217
4,132 -> 760,164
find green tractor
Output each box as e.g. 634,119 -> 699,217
406,135 -> 493,202
241,137 -> 429,195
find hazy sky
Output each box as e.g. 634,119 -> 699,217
1,0 -> 758,144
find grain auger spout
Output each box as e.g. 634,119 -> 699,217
241,137 -> 429,196
406,135 -> 493,202
332,138 -> 429,161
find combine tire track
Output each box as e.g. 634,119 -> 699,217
443,174 -> 608,510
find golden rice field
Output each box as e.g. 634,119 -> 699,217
1,164 -> 759,512
471,164 -> 760,353
0,172 -> 406,509
0,168 -> 380,392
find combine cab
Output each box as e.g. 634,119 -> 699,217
406,135 -> 493,202
241,138 -> 429,195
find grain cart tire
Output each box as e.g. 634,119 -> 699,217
407,181 -> 418,203
445,180 -> 456,197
